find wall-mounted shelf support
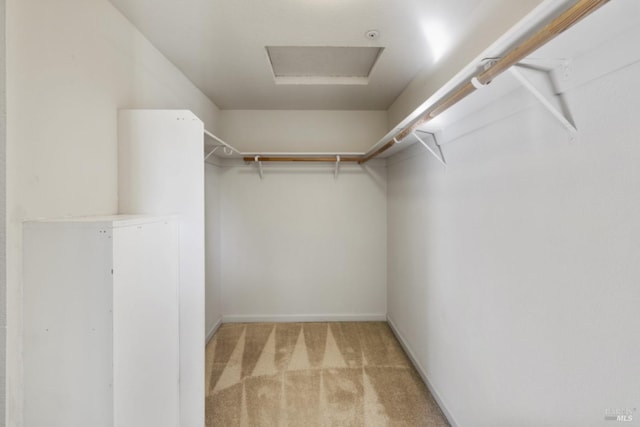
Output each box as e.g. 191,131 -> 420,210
204,145 -> 221,161
413,130 -> 446,166
254,156 -> 263,180
510,65 -> 578,140
334,156 -> 341,178
516,57 -> 571,78
204,129 -> 240,161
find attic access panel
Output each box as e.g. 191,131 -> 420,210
266,46 -> 384,85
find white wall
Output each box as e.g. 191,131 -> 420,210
219,110 -> 388,153
212,110 -> 390,322
387,60 -> 640,425
205,162 -> 223,339
0,0 -> 6,423
218,161 -> 387,321
6,0 -> 220,425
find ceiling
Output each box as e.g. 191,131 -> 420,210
109,0 -> 543,110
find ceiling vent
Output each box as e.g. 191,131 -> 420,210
266,46 -> 384,85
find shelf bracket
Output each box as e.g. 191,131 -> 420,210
204,129 -> 241,156
254,156 -> 263,180
510,65 -> 577,141
515,57 -> 571,78
413,130 -> 446,166
204,145 -> 220,161
334,155 -> 340,178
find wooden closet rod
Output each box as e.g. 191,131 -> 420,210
358,0 -> 610,164
243,156 -> 361,163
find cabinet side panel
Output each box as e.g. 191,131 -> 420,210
118,110 -> 205,427
23,225 -> 113,427
112,220 -> 180,427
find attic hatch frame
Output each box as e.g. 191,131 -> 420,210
203,0 -> 609,177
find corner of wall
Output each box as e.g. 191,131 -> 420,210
386,315 -> 460,427
206,317 -> 222,344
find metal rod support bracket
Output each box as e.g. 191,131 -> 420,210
254,156 -> 263,180
471,77 -> 487,89
510,65 -> 578,140
413,131 -> 447,166
204,145 -> 220,161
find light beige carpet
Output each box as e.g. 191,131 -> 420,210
206,322 -> 450,426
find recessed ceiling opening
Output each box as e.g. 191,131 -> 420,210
266,46 -> 384,85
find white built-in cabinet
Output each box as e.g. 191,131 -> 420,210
118,110 -> 206,427
23,216 -> 180,427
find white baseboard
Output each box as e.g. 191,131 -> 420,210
387,314 -> 460,427
222,313 -> 387,323
206,317 -> 223,344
